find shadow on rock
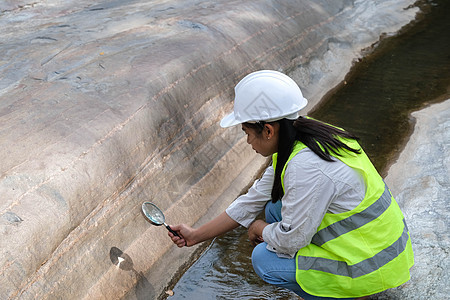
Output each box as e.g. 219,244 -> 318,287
109,247 -> 155,299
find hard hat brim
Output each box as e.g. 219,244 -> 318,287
220,111 -> 241,128
220,109 -> 304,128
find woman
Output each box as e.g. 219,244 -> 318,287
169,70 -> 414,299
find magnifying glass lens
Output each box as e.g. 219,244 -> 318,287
142,202 -> 182,240
142,203 -> 164,225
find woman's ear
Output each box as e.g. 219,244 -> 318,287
264,123 -> 278,140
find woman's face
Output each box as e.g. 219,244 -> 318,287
242,123 -> 279,157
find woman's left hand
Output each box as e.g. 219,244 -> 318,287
248,219 -> 269,246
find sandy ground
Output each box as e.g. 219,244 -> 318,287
381,99 -> 450,299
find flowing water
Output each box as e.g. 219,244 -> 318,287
170,0 -> 450,298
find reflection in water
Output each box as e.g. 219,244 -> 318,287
171,227 -> 298,300
171,0 -> 450,298
311,0 -> 450,175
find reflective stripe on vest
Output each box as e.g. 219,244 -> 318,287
273,138 -> 414,297
298,218 -> 409,278
311,183 -> 391,247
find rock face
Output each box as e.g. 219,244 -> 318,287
0,0 -> 417,299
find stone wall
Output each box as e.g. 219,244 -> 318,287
0,0 -> 417,298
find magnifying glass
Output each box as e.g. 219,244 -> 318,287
141,202 -> 181,238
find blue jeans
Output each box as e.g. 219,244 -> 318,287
251,201 -> 354,300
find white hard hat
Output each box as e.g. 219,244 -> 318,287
220,70 -> 308,128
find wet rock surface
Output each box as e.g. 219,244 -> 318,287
383,99 -> 450,300
0,0 -> 419,299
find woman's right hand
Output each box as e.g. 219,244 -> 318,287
167,212 -> 240,248
168,224 -> 196,247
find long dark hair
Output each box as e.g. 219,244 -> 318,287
244,117 -> 361,202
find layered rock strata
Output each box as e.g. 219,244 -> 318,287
0,0 -> 417,298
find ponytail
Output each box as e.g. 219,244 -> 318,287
271,117 -> 361,202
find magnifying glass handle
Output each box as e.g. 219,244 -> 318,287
165,224 -> 181,238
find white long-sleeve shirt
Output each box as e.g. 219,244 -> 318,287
226,147 -> 366,258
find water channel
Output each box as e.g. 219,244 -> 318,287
170,0 -> 450,298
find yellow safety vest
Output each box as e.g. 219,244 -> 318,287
273,139 -> 414,298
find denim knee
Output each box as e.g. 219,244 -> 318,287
251,242 -> 296,286
265,200 -> 282,224
251,243 -> 268,281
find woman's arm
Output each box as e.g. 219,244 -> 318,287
225,165 -> 274,227
169,211 -> 239,247
248,219 -> 269,246
261,149 -> 364,257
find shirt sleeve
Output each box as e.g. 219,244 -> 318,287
261,152 -> 338,258
225,165 -> 274,228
